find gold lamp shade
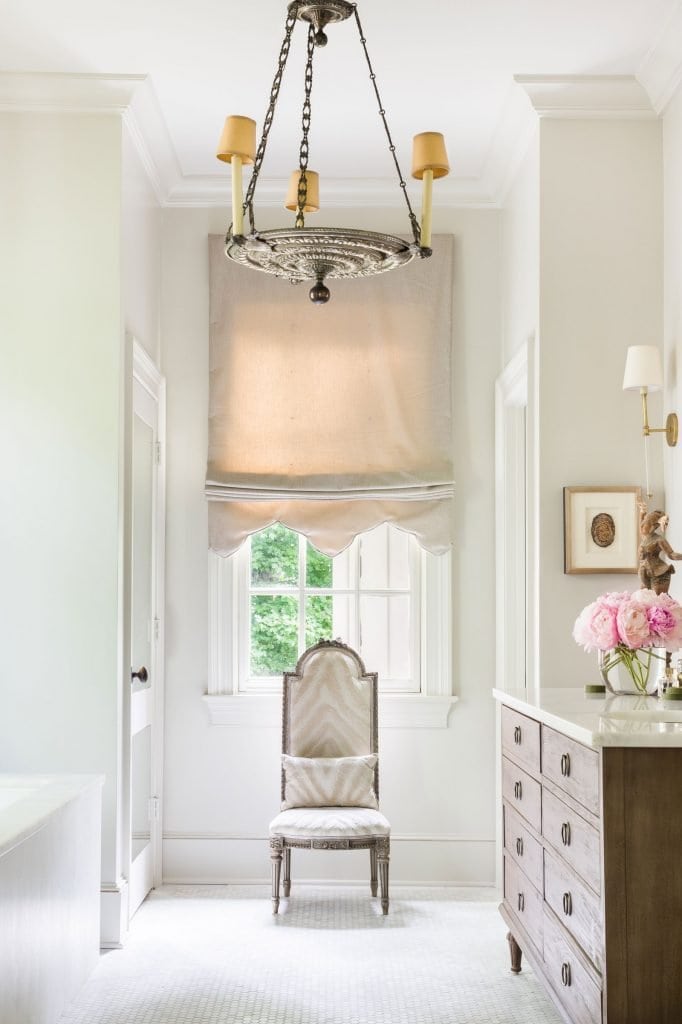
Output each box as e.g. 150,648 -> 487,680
216,115 -> 257,164
411,132 -> 450,180
285,170 -> 320,213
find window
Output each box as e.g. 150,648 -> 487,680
206,523 -> 455,727
238,522 -> 419,692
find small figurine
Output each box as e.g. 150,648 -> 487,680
638,505 -> 682,595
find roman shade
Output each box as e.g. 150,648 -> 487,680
207,233 -> 454,556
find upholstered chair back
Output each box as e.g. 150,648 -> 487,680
282,641 -> 379,801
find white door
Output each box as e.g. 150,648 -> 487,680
129,345 -> 165,918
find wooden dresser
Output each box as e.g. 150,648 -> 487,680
494,689 -> 682,1024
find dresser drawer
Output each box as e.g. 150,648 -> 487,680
542,788 -> 601,894
543,907 -> 602,1024
502,705 -> 541,774
504,854 -> 543,953
502,756 -> 542,833
542,726 -> 600,816
544,847 -> 602,972
504,801 -> 543,891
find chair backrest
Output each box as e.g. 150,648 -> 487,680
282,639 -> 378,799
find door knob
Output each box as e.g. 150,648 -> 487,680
131,666 -> 149,683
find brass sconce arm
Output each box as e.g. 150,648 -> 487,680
639,388 -> 678,447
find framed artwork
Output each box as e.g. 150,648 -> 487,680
564,486 -> 642,574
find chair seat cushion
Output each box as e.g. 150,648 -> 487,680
269,806 -> 390,838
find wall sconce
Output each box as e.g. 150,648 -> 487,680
623,345 -> 678,447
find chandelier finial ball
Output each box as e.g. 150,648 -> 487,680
314,29 -> 328,46
309,280 -> 331,304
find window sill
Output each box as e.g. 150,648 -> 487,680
203,694 -> 458,729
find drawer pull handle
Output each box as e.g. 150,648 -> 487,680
517,892 -> 525,912
560,753 -> 571,777
561,962 -> 572,987
514,725 -> 522,745
516,836 -> 524,857
514,780 -> 523,800
562,891 -> 573,916
561,821 -> 571,846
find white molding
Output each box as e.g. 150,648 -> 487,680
165,173 -> 497,210
203,693 -> 457,728
0,71 -> 144,112
515,75 -> 656,119
0,71 -> 664,210
162,835 -> 494,886
132,340 -> 167,893
481,80 -> 539,207
100,879 -> 129,949
163,831 -> 491,843
637,1 -> 682,115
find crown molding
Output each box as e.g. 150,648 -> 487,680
0,71 -> 145,112
514,75 -> 656,119
0,71 -> 664,211
637,0 -> 682,115
480,80 -> 538,207
165,173 -> 497,209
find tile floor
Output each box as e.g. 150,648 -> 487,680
58,885 -> 561,1024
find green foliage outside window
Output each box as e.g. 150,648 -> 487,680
249,525 -> 334,675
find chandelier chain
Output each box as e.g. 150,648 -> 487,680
352,5 -> 422,246
296,25 -> 316,229
242,3 -> 300,235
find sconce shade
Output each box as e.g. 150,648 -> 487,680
285,170 -> 320,213
216,115 -> 257,164
622,345 -> 663,392
411,132 -> 450,180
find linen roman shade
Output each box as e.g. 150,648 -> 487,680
207,233 -> 454,556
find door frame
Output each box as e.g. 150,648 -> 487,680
130,339 -> 166,894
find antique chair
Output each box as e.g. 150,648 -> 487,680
269,639 -> 391,914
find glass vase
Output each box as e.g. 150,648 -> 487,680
598,648 -> 659,696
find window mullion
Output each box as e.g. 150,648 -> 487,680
298,533 -> 306,656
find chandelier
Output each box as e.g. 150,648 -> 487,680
216,1 -> 449,304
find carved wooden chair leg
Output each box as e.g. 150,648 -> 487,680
507,931 -> 522,973
283,847 -> 291,897
370,845 -> 378,897
377,837 -> 390,915
270,838 -> 283,914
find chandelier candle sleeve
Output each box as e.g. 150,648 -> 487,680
285,170 -> 320,213
412,132 -> 450,249
216,116 -> 257,237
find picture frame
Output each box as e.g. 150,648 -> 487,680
563,486 -> 642,574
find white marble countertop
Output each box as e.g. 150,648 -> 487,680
493,687 -> 682,748
0,774 -> 104,858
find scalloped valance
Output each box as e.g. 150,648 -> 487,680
207,233 -> 454,556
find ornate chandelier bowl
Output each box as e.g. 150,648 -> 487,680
217,1 -> 449,303
225,227 -> 420,288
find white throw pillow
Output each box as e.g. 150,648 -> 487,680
281,753 -> 378,810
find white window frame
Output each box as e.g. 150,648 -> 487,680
236,529 -> 421,694
205,532 -> 456,728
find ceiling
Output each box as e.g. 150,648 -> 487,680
0,0 -> 678,200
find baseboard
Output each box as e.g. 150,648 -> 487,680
162,835 -> 495,886
100,880 -> 129,948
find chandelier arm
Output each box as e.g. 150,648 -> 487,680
240,4 -> 300,236
296,25 -> 316,229
351,5 -> 422,247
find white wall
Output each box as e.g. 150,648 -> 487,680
160,203 -> 502,884
0,113 -> 124,890
538,118 -> 664,685
122,127 -> 162,363
501,132 -> 540,365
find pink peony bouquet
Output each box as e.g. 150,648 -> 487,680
573,589 -> 682,693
